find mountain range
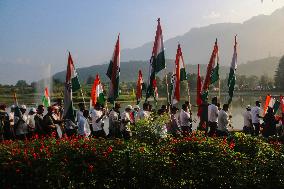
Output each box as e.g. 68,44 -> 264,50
53,56 -> 280,83
53,7 -> 284,83
121,7 -> 284,66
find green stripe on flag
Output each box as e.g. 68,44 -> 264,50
154,51 -> 165,73
228,68 -> 236,104
273,100 -> 280,114
42,96 -> 50,107
106,61 -> 113,79
98,93 -> 105,105
210,63 -> 219,84
180,68 -> 187,81
72,76 -> 81,92
108,77 -> 119,104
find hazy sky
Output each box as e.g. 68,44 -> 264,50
0,0 -> 284,83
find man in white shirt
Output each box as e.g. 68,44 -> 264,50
132,105 -> 140,123
208,97 -> 219,136
251,101 -> 263,136
217,104 -> 231,136
76,103 -> 85,124
27,108 -> 36,138
179,104 -> 192,135
9,105 -> 15,139
78,110 -> 91,137
91,103 -> 106,138
138,103 -> 150,120
168,106 -> 180,137
108,103 -> 121,138
243,105 -> 253,134
14,105 -> 28,140
121,105 -> 133,140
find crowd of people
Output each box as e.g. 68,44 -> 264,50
0,96 -> 283,141
242,100 -> 284,138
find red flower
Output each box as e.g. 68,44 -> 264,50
222,137 -> 227,145
103,152 -> 108,158
107,146 -> 113,153
33,153 -> 37,159
229,141 -> 235,150
88,164 -> 94,173
139,147 -> 145,153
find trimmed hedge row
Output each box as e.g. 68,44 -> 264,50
1,131 -> 284,188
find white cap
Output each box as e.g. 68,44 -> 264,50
30,108 -> 37,113
53,105 -> 59,110
246,105 -> 251,110
126,105 -> 133,110
20,105 -> 27,110
134,105 -> 140,109
11,105 -> 16,109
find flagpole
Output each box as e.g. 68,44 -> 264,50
218,72 -> 221,103
187,78 -> 191,110
80,88 -> 86,107
165,71 -> 169,105
13,92 -> 18,106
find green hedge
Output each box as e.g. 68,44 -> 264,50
1,121 -> 284,188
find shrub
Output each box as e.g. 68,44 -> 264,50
1,123 -> 284,188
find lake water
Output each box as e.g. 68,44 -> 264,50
101,93 -> 281,133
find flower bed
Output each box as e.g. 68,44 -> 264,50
1,120 -> 284,188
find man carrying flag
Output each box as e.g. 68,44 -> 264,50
228,35 -> 238,104
91,74 -> 105,107
146,18 -> 166,102
63,52 -> 81,135
106,34 -> 120,104
171,44 -> 187,105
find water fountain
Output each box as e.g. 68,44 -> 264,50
35,63 -> 52,107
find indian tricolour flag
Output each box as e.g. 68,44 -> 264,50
210,47 -> 219,85
63,52 -> 81,123
106,34 -> 120,104
263,95 -> 280,115
91,74 -> 105,107
171,44 -> 187,104
42,87 -> 50,107
146,18 -> 166,100
136,70 -> 144,105
201,39 -> 218,100
228,35 -> 238,104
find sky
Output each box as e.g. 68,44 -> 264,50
1,0 -> 284,84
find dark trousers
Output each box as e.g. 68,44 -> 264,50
66,129 -> 77,137
122,130 -> 131,140
181,126 -> 192,136
217,130 -> 229,137
208,121 -> 217,137
253,123 -> 260,136
92,130 -> 106,138
16,134 -> 26,140
198,121 -> 208,134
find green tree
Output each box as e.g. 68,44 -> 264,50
86,76 -> 95,85
15,80 -> 28,87
275,56 -> 284,90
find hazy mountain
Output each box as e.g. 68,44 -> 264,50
53,56 -> 280,83
121,7 -> 284,66
237,56 -> 280,77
